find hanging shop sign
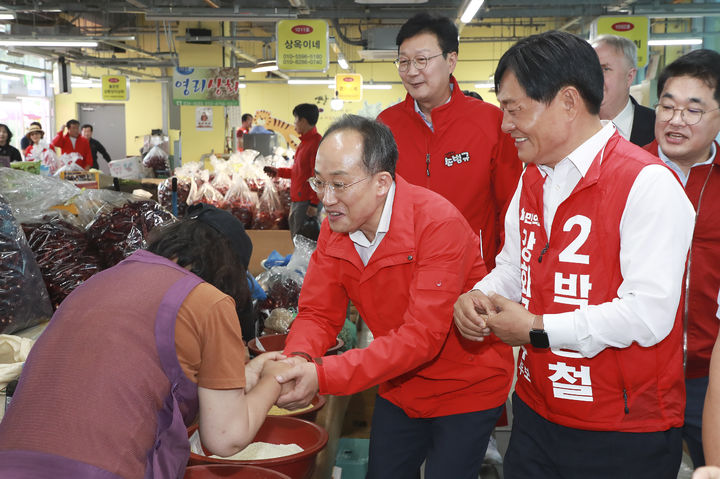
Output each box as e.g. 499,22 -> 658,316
101,75 -> 128,101
172,67 -> 241,106
277,20 -> 329,72
196,107 -> 213,130
335,74 -> 363,101
591,16 -> 649,68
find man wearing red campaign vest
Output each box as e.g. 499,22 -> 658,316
643,49 -> 720,469
453,31 -> 695,478
377,13 -> 522,271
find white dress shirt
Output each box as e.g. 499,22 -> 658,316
350,181 -> 396,266
474,121 -> 696,358
612,98 -> 635,141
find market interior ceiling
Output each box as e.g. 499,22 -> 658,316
0,0 -> 717,80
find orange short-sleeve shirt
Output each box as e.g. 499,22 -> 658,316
175,282 -> 247,390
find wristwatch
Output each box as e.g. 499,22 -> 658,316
529,315 -> 550,349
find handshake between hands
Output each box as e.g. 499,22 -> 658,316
453,290 -> 539,347
246,352 -> 320,410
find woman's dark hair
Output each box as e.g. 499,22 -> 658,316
495,30 -> 604,115
396,13 -> 459,56
321,114 -> 398,179
0,124 -> 12,143
657,49 -> 720,106
146,219 -> 250,316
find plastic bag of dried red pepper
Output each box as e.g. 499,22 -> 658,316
86,199 -> 175,269
157,177 -> 191,218
0,195 -> 53,333
224,175 -> 257,229
252,180 -> 284,230
23,217 -> 103,310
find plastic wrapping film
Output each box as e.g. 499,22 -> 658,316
86,197 -> 176,269
22,218 -> 102,309
0,194 -> 53,334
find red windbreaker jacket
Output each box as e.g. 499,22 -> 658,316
645,140 -> 720,378
284,176 -> 514,418
277,127 -> 321,204
51,130 -> 92,169
377,77 -> 522,270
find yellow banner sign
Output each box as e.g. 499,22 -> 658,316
102,75 -> 128,101
335,74 -> 363,101
277,20 -> 329,72
593,16 -> 649,68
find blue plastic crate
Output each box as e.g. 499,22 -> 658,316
335,437 -> 369,479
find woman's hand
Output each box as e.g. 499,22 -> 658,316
244,352 -> 285,391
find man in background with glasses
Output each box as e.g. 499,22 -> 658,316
644,49 -> 720,469
377,13 -> 522,272
273,115 -> 514,479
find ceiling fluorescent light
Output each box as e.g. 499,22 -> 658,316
327,83 -> 393,90
460,0 -> 485,23
648,38 -> 703,46
0,13 -> 15,20
238,83 -> 247,88
288,79 -> 335,85
252,60 -> 278,72
6,68 -> 42,76
474,82 -> 494,88
0,73 -> 19,81
0,39 -> 98,47
338,57 -> 350,70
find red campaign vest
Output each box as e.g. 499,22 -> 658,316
516,133 -> 685,432
645,140 -> 720,378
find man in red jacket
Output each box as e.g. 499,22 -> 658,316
377,13 -> 522,270
643,49 -> 720,468
273,115 -> 514,479
265,103 -> 321,239
51,119 -> 92,169
454,31 -> 695,478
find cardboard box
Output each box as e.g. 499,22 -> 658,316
108,156 -> 151,180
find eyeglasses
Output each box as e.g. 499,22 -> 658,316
655,103 -> 720,126
308,176 -> 371,196
394,53 -> 444,72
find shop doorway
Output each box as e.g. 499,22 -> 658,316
78,103 -> 126,174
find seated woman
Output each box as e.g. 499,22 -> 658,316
0,203 -> 289,479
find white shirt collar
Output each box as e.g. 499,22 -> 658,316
349,181 -> 396,248
658,142 -> 717,187
538,121 -> 616,177
612,98 -> 634,141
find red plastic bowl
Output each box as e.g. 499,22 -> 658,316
188,417 -> 329,479
267,394 -> 326,423
184,464 -> 291,478
247,333 -> 343,357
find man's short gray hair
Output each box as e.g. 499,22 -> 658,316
592,34 -> 638,69
321,115 -> 397,179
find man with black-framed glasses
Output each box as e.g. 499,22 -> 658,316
644,49 -> 720,469
378,13 -> 522,273
272,115 -> 514,479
